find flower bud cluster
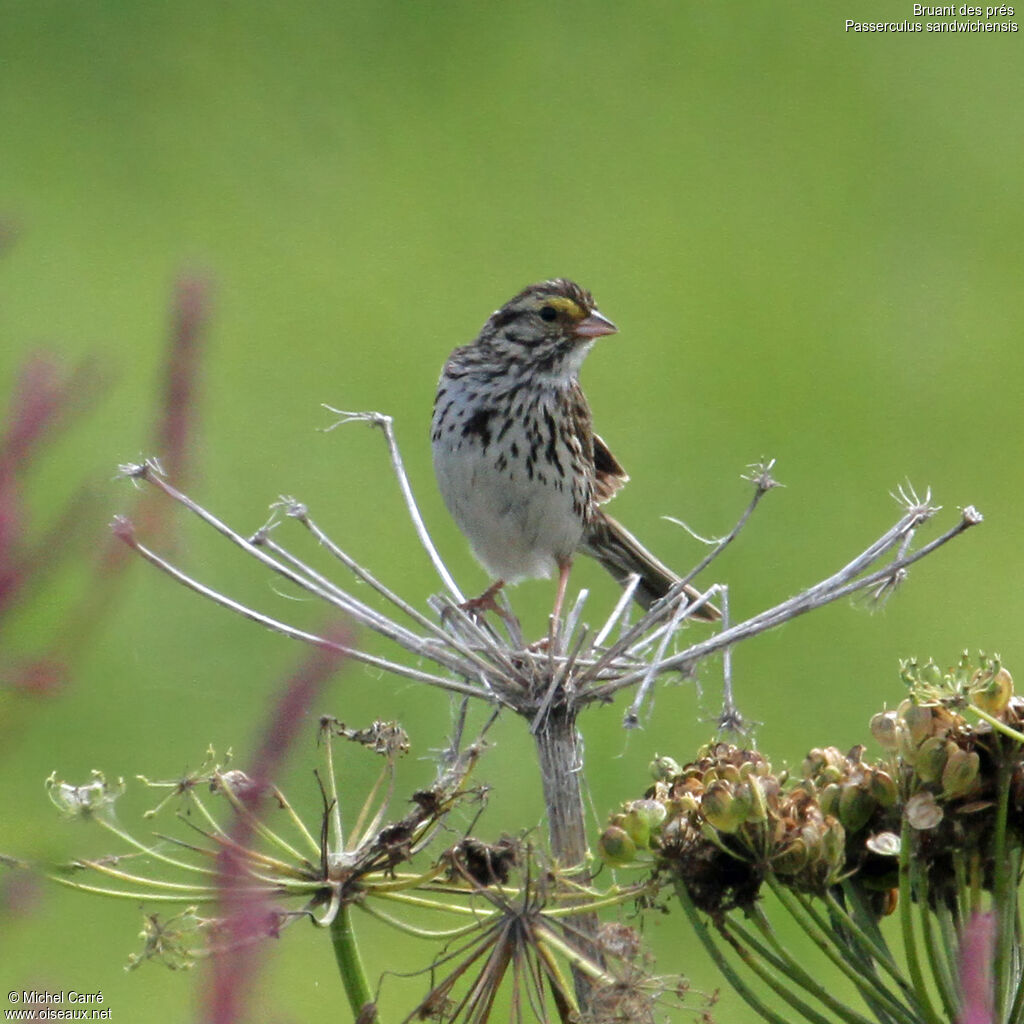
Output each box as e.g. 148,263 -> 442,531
899,650 -> 1015,719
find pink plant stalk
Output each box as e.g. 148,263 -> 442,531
0,353 -> 102,623
958,912 -> 996,1024
203,628 -> 350,1024
2,275 -> 211,697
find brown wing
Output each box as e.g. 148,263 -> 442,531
567,381 -> 629,505
592,432 -> 629,503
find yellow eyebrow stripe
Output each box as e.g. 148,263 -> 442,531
541,296 -> 585,319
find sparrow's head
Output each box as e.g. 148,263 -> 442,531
475,279 -> 618,381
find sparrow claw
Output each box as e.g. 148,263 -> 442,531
443,581 -> 521,633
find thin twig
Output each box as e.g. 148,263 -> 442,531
111,516 -> 500,703
321,408 -> 464,603
587,505 -> 981,703
665,458 -> 779,580
260,506 -> 520,685
623,590 -> 695,729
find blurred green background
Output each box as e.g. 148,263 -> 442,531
2,1 -> 1022,1020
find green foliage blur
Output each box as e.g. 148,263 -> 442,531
2,2 -> 1021,1020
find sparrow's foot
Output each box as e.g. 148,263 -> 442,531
442,580 -> 520,635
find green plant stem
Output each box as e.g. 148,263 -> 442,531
330,901 -> 376,1022
829,886 -> 916,1001
992,747 -> 1016,1022
820,890 -> 915,1024
1006,941 -> 1024,1024
673,879 -> 791,1024
897,816 -> 944,1024
969,706 -> 1024,744
270,783 -> 323,857
914,870 -> 957,1023
769,881 -> 915,1024
717,917 -> 836,1024
734,908 -> 878,1024
356,899 -> 487,940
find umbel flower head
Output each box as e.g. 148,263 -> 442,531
18,718 -> 715,1024
32,722 -> 484,971
601,744 -> 847,912
601,652 -> 1024,1024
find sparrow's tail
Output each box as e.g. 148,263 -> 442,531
580,512 -> 720,620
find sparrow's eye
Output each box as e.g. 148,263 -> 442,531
539,305 -> 558,322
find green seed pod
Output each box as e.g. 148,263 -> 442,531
649,754 -> 682,781
870,711 -> 900,752
744,777 -> 769,823
868,769 -> 898,808
599,825 -> 637,867
820,819 -> 847,872
629,798 -> 667,831
902,704 -> 936,748
670,792 -> 701,817
971,668 -> 1013,716
839,782 -> 876,833
941,748 -> 980,800
818,782 -> 841,818
772,838 -> 809,876
703,780 -> 746,834
915,735 -> 949,783
619,808 -> 650,849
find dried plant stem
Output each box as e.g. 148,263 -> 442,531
321,407 -> 464,603
587,502 -> 982,704
532,705 -> 587,870
531,703 -> 606,1005
112,515 -> 489,701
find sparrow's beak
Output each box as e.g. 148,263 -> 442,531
573,310 -> 618,339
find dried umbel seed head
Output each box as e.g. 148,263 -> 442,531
596,921 -> 643,962
445,836 -> 519,886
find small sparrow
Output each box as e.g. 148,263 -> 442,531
431,279 -> 718,623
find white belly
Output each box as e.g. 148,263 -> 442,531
432,394 -> 584,583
